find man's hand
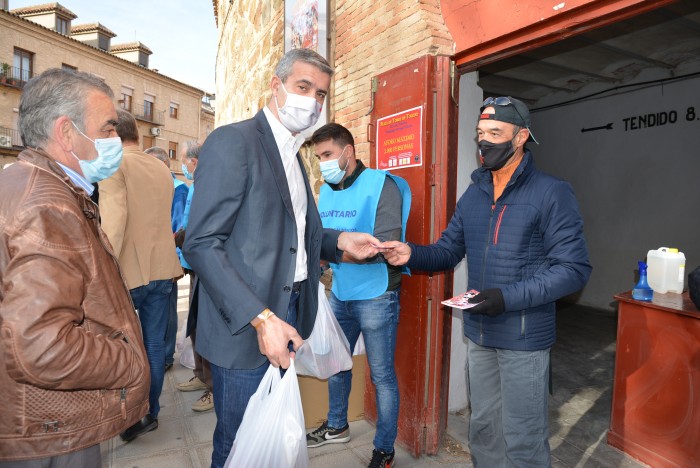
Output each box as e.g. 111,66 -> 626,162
337,232 -> 385,261
254,315 -> 303,369
174,229 -> 186,249
467,289 -> 505,317
380,241 -> 411,266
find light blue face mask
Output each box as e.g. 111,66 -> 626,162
71,121 -> 123,183
319,146 -> 349,184
181,162 -> 194,180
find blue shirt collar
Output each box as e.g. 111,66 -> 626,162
56,162 -> 94,196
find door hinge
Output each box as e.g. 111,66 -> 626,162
450,60 -> 459,107
365,77 -> 379,116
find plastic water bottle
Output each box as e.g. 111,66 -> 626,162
632,261 -> 653,301
647,247 -> 686,294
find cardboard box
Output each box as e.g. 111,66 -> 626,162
299,355 -> 366,429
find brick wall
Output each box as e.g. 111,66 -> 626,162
332,0 -> 454,163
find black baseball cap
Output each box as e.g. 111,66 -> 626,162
479,96 -> 538,144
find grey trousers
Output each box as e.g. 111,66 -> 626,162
0,444 -> 101,468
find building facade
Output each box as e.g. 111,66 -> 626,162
0,2 -> 211,171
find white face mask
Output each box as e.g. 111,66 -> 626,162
275,81 -> 322,133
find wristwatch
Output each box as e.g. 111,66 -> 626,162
252,309 -> 275,329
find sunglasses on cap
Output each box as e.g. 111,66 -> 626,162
483,97 -> 513,107
482,97 -> 529,124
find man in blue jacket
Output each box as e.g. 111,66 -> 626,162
383,97 -> 591,467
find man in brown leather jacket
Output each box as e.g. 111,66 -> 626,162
0,69 -> 150,466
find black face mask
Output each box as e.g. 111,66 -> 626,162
478,139 -> 515,171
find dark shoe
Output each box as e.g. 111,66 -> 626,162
368,448 -> 395,468
120,415 -> 158,442
306,420 -> 350,448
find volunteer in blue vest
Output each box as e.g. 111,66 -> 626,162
173,141 -> 214,413
306,123 -> 411,468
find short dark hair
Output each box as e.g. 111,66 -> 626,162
275,48 -> 333,82
310,123 -> 354,149
115,108 -> 139,143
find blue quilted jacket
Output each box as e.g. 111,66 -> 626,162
409,151 -> 591,350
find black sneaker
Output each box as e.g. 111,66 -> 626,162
306,420 -> 350,448
368,448 -> 395,468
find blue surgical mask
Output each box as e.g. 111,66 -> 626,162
319,146 -> 350,184
70,122 -> 123,183
181,163 -> 194,180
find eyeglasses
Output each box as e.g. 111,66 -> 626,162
482,97 -> 513,107
482,96 -> 527,123
482,97 -> 528,127
482,96 -> 539,144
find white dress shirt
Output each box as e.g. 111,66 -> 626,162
263,106 -> 308,282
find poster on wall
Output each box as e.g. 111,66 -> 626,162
284,0 -> 328,139
284,0 -> 328,58
375,106 -> 423,171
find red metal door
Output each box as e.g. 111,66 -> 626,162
366,55 -> 458,456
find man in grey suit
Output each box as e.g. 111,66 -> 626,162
182,48 -> 384,467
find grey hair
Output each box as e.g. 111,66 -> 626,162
183,140 -> 201,160
19,68 -> 114,148
144,146 -> 170,165
274,48 -> 333,82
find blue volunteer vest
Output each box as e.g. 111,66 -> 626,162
178,183 -> 195,270
319,169 -> 411,300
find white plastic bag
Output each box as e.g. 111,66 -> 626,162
175,318 -> 195,369
295,284 -> 353,379
179,340 -> 195,369
225,360 -> 308,468
353,332 -> 366,356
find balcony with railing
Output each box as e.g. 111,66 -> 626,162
130,102 -> 165,125
0,65 -> 32,89
0,127 -> 24,150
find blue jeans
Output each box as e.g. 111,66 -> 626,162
209,289 -> 299,468
467,339 -> 551,468
327,289 -> 400,453
165,279 -> 178,366
130,279 -> 173,419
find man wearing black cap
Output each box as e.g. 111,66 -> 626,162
382,97 -> 591,467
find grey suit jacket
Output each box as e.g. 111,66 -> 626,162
182,110 -> 341,369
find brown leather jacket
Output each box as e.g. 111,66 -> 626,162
0,149 -> 150,461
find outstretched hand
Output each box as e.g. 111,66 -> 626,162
380,241 -> 411,266
338,232 -> 386,260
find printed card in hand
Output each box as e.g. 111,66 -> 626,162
441,289 -> 481,309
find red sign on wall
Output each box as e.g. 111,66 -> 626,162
375,106 -> 423,170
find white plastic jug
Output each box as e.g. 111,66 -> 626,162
646,247 -> 686,294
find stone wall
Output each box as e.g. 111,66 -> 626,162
214,0 -> 285,126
